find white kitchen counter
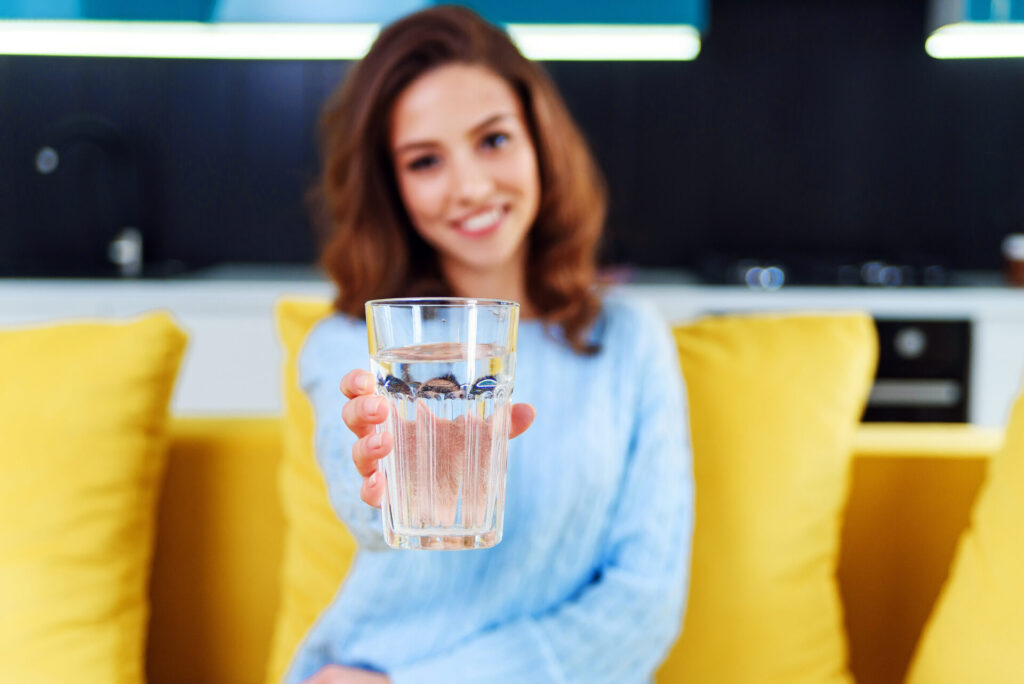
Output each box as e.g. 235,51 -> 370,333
2,266 -> 1022,424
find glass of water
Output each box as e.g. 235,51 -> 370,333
365,297 -> 519,550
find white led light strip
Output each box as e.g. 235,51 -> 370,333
0,20 -> 701,61
507,24 -> 701,61
926,22 -> 1024,59
0,21 -> 379,59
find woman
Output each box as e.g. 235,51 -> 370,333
289,6 -> 694,683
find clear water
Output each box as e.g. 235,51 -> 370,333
370,342 -> 515,549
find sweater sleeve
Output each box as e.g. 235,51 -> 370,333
299,317 -> 391,551
388,304 -> 695,684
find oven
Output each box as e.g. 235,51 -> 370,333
864,319 -> 971,423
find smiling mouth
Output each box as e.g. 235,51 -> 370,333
455,206 -> 507,234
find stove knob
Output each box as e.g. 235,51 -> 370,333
743,265 -> 785,290
861,261 -> 884,285
879,265 -> 904,287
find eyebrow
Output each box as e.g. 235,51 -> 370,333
393,112 -> 518,155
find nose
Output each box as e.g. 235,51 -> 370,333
450,152 -> 494,205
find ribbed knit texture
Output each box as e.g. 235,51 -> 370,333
285,297 -> 694,684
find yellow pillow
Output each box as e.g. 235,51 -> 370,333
0,313 -> 187,683
265,299 -> 358,684
658,312 -> 877,684
905,380 -> 1024,683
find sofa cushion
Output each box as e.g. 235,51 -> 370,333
658,312 -> 877,683
0,313 -> 187,683
905,379 -> 1024,683
266,299 -> 358,684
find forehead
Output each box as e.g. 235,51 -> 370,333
389,63 -> 524,145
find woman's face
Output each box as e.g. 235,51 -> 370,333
389,63 -> 541,280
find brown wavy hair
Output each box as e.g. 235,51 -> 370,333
313,5 -> 607,354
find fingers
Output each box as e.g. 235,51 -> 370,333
340,369 -> 375,399
352,430 -> 393,477
340,370 -> 391,509
360,469 -> 387,509
340,369 -> 387,439
509,403 -> 536,439
341,394 -> 389,439
353,429 -> 391,509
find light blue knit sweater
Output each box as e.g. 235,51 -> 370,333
285,296 -> 694,684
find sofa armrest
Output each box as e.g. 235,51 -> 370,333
147,417 -> 285,684
840,423 -> 1000,683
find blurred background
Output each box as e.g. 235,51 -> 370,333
1,0 -> 1023,422
7,8 -> 1019,683
2,0 -> 1022,282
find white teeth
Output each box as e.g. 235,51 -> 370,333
461,207 -> 502,232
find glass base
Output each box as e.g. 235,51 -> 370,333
384,526 -> 501,550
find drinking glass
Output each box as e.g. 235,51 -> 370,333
365,297 -> 519,550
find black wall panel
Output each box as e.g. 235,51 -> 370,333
1,0 -> 1022,277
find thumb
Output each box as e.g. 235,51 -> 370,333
509,403 -> 536,439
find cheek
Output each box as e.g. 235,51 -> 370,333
498,149 -> 541,201
398,174 -> 447,224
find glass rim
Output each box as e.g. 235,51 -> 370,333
365,296 -> 520,309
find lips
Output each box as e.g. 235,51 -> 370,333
452,205 -> 507,236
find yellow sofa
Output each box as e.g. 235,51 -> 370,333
4,309 -> 1007,682
145,418 -> 1000,684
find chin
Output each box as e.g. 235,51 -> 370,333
453,245 -> 523,273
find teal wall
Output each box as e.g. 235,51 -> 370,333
0,0 -> 215,20
2,0 -> 80,17
0,0 -> 708,28
965,0 -> 1024,21
453,0 -> 706,27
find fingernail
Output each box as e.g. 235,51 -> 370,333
372,433 -> 383,449
356,374 -> 372,392
374,397 -> 387,414
368,472 -> 377,487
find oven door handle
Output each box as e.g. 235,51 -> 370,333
868,379 -> 962,408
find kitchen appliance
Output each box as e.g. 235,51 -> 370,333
866,319 -> 971,423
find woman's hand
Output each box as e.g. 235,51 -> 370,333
302,664 -> 390,683
340,369 -> 536,508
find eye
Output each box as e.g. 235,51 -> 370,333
481,132 -> 510,150
407,154 -> 440,172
